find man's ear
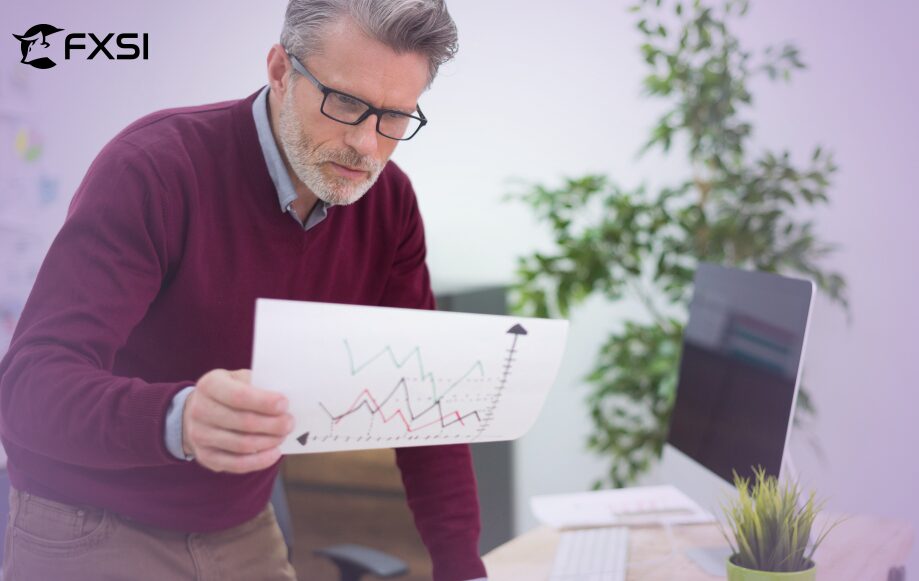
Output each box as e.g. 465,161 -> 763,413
266,44 -> 292,97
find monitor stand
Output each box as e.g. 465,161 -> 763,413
686,545 -> 734,576
682,452 -> 799,576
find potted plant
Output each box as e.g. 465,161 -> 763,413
721,468 -> 837,580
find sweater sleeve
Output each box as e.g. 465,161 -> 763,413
381,182 -> 487,581
0,139 -> 193,469
395,444 -> 487,581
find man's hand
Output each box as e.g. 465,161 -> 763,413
182,368 -> 293,473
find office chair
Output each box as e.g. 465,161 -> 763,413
269,475 -> 409,581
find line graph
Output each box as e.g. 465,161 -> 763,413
294,324 -> 529,448
318,377 -> 483,432
252,299 -> 569,454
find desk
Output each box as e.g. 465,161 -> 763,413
483,515 -> 914,580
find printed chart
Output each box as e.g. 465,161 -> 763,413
251,299 -> 568,453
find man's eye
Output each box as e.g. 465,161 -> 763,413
335,94 -> 362,107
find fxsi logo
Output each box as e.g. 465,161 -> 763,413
65,32 -> 150,61
13,24 -> 63,69
12,24 -> 149,69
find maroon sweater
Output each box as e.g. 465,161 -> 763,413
0,90 -> 486,580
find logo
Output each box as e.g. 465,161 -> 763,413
65,33 -> 149,60
13,24 -> 64,69
12,24 -> 149,68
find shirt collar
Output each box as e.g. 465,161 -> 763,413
252,85 -> 330,227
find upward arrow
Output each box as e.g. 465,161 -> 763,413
507,323 -> 528,335
476,323 -> 528,440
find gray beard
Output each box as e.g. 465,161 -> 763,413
277,86 -> 384,207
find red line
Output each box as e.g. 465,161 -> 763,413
336,395 -> 472,433
331,383 -> 476,433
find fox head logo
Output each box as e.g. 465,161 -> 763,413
13,24 -> 64,69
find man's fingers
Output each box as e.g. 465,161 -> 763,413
193,425 -> 287,455
198,369 -> 287,415
193,402 -> 294,437
195,446 -> 282,474
186,369 -> 294,473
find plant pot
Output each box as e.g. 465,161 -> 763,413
726,557 -> 816,581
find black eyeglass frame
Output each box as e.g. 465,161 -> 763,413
285,50 -> 428,141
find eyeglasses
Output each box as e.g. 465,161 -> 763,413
286,51 -> 428,141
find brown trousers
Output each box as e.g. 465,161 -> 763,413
2,487 -> 298,581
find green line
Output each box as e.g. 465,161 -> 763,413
343,339 -> 485,401
344,340 -> 427,376
431,361 -> 486,403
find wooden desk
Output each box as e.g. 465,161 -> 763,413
483,515 -> 913,580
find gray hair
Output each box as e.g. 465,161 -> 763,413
280,0 -> 458,85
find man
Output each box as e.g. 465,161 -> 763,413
0,1 -> 488,580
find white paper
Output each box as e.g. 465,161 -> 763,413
251,299 -> 569,454
531,485 -> 715,529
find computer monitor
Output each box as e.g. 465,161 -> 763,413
659,263 -> 815,516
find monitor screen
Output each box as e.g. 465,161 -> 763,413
666,263 -> 814,485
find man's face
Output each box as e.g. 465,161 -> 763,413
275,19 -> 430,206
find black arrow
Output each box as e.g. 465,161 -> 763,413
507,324 -> 528,335
474,323 -> 528,438
505,324 -> 527,361
297,432 -> 310,446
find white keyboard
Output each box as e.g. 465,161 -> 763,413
531,485 -> 711,529
549,527 -> 628,581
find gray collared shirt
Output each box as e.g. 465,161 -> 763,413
164,86 -> 330,461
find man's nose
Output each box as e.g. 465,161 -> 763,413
343,115 -> 379,158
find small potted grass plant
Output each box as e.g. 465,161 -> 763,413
721,467 -> 837,580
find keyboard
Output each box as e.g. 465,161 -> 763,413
531,485 -> 711,529
549,526 -> 629,581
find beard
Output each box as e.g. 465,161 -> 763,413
277,86 -> 385,206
